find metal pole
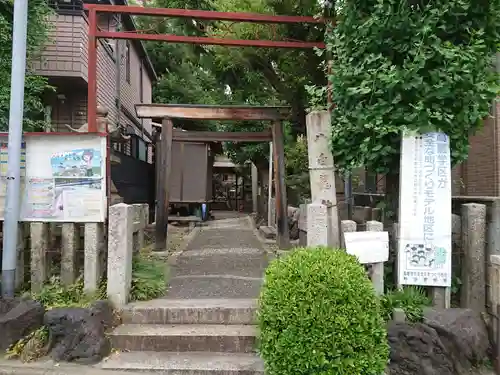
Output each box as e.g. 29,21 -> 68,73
2,0 -> 29,297
267,142 -> 273,225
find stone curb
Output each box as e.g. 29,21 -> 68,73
166,225 -> 201,266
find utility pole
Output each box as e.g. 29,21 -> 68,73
2,0 -> 29,297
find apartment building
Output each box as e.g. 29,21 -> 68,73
31,0 -> 158,204
32,0 -> 157,163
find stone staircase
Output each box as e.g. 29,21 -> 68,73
100,299 -> 264,374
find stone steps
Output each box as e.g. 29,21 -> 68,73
101,351 -> 264,375
109,324 -> 257,353
120,299 -> 257,325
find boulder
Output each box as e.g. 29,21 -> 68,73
424,308 -> 489,369
387,322 -> 456,375
44,300 -> 114,364
387,308 -> 490,375
0,298 -> 45,351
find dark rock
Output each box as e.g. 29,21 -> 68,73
44,300 -> 114,364
387,309 -> 491,375
387,322 -> 456,375
0,298 -> 45,351
424,308 -> 489,368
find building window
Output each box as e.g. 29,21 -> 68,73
138,139 -> 147,162
125,42 -> 131,83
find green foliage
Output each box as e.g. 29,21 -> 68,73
130,252 -> 169,301
0,0 -> 54,131
258,247 -> 389,375
285,134 -> 311,204
139,0 -> 326,167
380,286 -> 432,323
321,0 -> 500,174
30,276 -> 107,310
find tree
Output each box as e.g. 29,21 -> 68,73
322,0 -> 499,183
0,0 -> 53,131
207,0 -> 326,167
137,0 -> 326,169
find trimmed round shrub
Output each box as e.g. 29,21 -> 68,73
258,247 -> 389,375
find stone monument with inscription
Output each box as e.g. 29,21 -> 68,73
306,111 -> 340,248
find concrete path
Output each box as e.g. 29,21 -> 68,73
165,215 -> 270,299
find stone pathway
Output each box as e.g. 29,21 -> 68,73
165,215 -> 270,299
99,213 -> 268,374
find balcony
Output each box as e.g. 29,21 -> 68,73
31,1 -> 90,83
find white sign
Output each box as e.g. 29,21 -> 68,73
344,231 -> 389,264
0,134 -> 107,222
398,131 -> 452,287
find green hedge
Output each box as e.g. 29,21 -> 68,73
258,247 -> 389,375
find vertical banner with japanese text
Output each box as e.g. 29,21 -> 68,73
398,131 -> 452,287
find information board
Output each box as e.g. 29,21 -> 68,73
0,134 -> 107,223
398,131 -> 452,287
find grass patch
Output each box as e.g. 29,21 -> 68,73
381,286 -> 432,323
130,251 -> 169,301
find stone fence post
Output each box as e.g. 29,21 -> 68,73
461,203 -> 487,313
366,220 -> 384,295
107,203 -> 133,306
132,203 -> 148,253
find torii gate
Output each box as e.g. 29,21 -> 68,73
82,4 -> 326,250
136,104 -> 290,250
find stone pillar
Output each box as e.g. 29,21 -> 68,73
366,220 -> 384,295
431,214 -> 460,308
340,220 -> 356,248
489,255 -> 500,337
488,200 -> 500,256
107,203 -> 133,306
306,111 -> 340,248
307,203 -> 330,247
251,163 -> 258,213
15,223 -> 26,289
61,223 -> 78,285
84,222 -> 105,293
30,222 -> 49,294
461,203 -> 487,312
298,203 -> 307,247
132,203 -> 146,253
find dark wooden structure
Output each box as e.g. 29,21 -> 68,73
170,139 -> 213,203
136,103 -> 291,251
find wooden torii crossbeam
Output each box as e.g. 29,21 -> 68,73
135,103 -> 291,250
